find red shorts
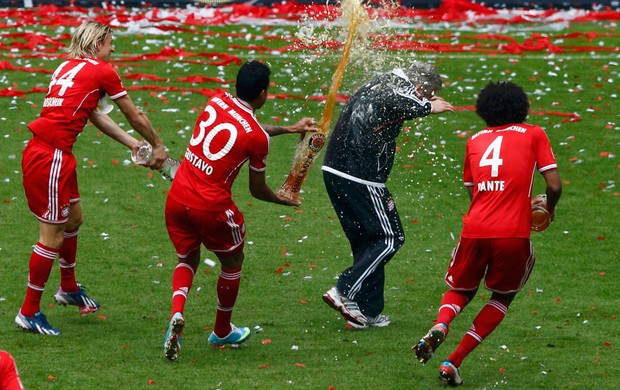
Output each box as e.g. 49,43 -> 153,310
22,137 -> 79,224
165,195 -> 245,259
445,237 -> 535,294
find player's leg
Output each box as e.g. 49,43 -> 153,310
184,204 -> 251,347
440,238 -> 533,385
413,238 -> 486,364
17,142 -> 69,335
58,201 -> 83,293
208,249 -> 251,346
163,196 -> 204,360
53,201 -> 101,314
16,221 -> 64,335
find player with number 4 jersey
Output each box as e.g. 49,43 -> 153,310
412,82 -> 562,386
461,122 -> 557,238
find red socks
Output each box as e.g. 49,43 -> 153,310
170,262 -> 197,317
213,268 -> 242,338
59,229 -> 79,293
21,242 -> 58,317
436,290 -> 471,326
448,299 -> 509,367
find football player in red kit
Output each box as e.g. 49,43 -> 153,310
16,21 -> 168,335
162,60 -> 317,361
412,81 -> 562,386
0,351 -> 23,390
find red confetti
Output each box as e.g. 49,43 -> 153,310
499,367 -> 505,374
261,339 -> 272,344
555,298 -> 561,302
275,266 -> 283,274
295,362 -> 305,368
599,272 -> 606,276
299,299 -> 308,304
258,363 -> 272,369
111,159 -> 119,165
596,236 -> 605,241
148,380 -> 155,385
48,375 -> 55,380
281,247 -> 287,258
604,342 -> 611,347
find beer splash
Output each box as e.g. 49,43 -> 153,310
277,0 -> 370,203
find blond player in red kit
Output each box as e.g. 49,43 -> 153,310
162,60 -> 316,361
412,81 -> 562,386
16,21 -> 167,335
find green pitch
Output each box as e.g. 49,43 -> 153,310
0,14 -> 618,389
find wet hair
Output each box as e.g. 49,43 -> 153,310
405,61 -> 443,98
68,21 -> 113,58
235,60 -> 271,101
476,81 -> 529,127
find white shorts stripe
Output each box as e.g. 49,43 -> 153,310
47,149 -> 63,221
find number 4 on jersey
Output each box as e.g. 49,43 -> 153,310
479,136 -> 503,177
48,62 -> 87,96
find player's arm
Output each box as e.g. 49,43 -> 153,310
466,186 -> 474,201
542,168 -> 562,221
262,117 -> 318,137
89,112 -> 140,150
114,94 -> 167,169
248,169 -> 299,206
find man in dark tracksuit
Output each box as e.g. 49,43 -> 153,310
322,61 -> 455,328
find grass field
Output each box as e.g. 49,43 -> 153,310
0,4 -> 618,389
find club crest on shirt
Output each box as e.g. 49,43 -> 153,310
61,204 -> 70,218
387,197 -> 395,211
308,133 -> 326,153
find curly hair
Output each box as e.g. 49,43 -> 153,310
68,21 -> 113,59
476,81 -> 529,127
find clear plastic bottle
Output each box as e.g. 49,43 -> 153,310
131,142 -> 181,180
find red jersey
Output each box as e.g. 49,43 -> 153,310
168,92 -> 269,211
28,57 -> 127,152
461,123 -> 557,238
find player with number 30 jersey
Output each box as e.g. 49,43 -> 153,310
168,91 -> 269,212
162,61 -> 316,361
